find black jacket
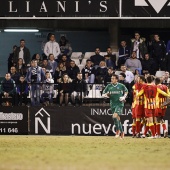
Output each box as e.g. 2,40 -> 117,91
141,58 -> 156,75
67,66 -> 80,80
72,79 -> 87,95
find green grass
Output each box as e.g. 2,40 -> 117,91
0,136 -> 170,170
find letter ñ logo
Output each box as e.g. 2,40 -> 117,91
135,0 -> 169,13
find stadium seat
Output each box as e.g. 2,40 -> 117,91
78,64 -> 85,72
155,71 -> 165,78
81,59 -> 87,66
86,84 -> 104,98
84,52 -> 95,59
71,59 -> 80,65
100,52 -> 107,56
115,71 -> 122,75
71,52 -> 82,59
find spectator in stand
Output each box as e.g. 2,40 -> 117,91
131,31 -> 147,60
41,59 -> 53,75
44,33 -> 60,61
0,73 -> 16,106
58,73 -> 72,106
67,60 -> 80,81
48,54 -> 58,77
104,67 -> 115,86
71,72 -> 87,106
118,41 -> 130,69
166,40 -> 170,72
151,34 -> 166,71
120,64 -> 134,83
125,51 -> 142,73
54,62 -> 67,83
162,71 -> 170,84
59,54 -> 70,69
82,59 -> 95,84
26,60 -> 45,106
8,45 -> 17,72
10,66 -> 20,85
13,39 -> 31,66
90,47 -> 104,69
32,53 -> 43,67
16,58 -> 27,76
41,71 -> 54,106
104,47 -> 116,69
17,75 -> 29,106
142,53 -> 156,75
58,36 -> 72,61
95,61 -> 108,84
143,71 -> 150,82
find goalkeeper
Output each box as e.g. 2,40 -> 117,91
102,74 -> 128,139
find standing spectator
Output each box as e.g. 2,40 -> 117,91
44,33 -> 60,61
0,73 -> 16,106
120,65 -> 134,83
10,66 -> 20,85
26,60 -> 45,106
41,59 -> 53,75
104,67 -> 114,86
58,73 -> 72,106
41,72 -> 54,106
54,62 -> 67,83
125,51 -> 142,73
95,61 -> 108,83
67,60 -> 80,81
90,47 -> 104,69
16,58 -> 27,76
58,36 -> 72,61
118,41 -> 130,69
104,47 -> 116,69
32,53 -> 43,67
13,39 -> 31,66
141,53 -> 156,75
82,60 -> 95,84
151,34 -> 166,71
17,75 -> 29,106
131,31 -> 147,60
8,45 -> 17,72
71,72 -> 87,106
48,54 -> 58,76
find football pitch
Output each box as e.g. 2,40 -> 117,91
0,136 -> 170,170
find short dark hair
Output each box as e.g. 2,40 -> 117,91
112,74 -> 119,80
139,75 -> 145,82
146,75 -> 154,83
119,73 -> 126,78
155,77 -> 161,85
20,39 -> 25,42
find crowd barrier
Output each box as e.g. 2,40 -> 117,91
0,106 -> 169,136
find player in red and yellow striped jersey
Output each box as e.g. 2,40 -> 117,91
133,75 -> 146,137
155,77 -> 169,138
137,75 -> 170,139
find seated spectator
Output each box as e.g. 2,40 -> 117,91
59,54 -> 70,69
104,67 -> 114,86
58,36 -> 72,61
95,61 -> 108,83
8,45 -> 17,72
162,71 -> 170,84
32,53 -> 43,67
90,47 -> 104,69
10,66 -> 20,85
67,60 -> 80,80
0,73 -> 16,106
17,75 -> 29,106
82,59 -> 95,84
71,72 -> 87,106
118,41 -> 130,69
48,54 -> 58,76
16,58 -> 27,76
143,71 -> 150,82
41,71 -> 54,106
58,73 -> 72,106
125,51 -> 142,73
120,64 -> 134,83
104,47 -> 116,69
54,62 -> 67,83
41,59 -> 53,75
142,53 -> 156,75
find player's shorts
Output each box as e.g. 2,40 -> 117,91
132,107 -> 136,119
111,106 -> 123,115
156,108 -> 166,117
144,108 -> 156,118
135,105 -> 145,118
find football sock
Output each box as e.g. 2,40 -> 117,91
149,123 -> 155,137
162,123 -> 167,131
136,118 -> 141,134
156,123 -> 161,136
118,120 -> 123,133
113,118 -> 119,132
144,123 -> 149,136
132,123 -> 136,136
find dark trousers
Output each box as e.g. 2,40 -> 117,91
17,93 -> 28,105
0,93 -> 16,106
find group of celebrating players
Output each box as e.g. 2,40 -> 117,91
132,75 -> 169,139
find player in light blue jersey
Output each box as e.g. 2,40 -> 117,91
102,74 -> 128,139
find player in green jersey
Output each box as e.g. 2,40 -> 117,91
102,74 -> 128,139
